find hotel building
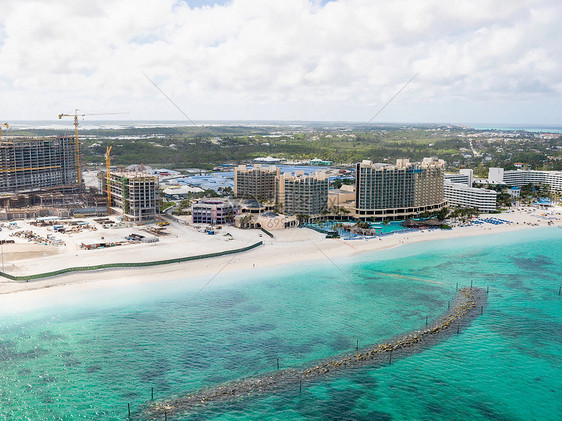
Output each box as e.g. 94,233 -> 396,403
234,164 -> 280,201
355,158 -> 446,220
277,171 -> 329,216
443,180 -> 497,212
444,169 -> 473,186
488,168 -> 562,192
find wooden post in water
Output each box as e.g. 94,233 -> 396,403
481,306 -> 483,315
151,387 -> 154,400
470,280 -> 473,289
277,358 -> 280,370
456,282 -> 458,291
128,403 -> 131,418
448,301 -> 450,310
165,409 -> 167,421
299,380 -> 302,392
559,286 -> 561,296
487,286 -> 489,294
389,350 -> 392,365
356,339 -> 359,350
425,316 -> 428,326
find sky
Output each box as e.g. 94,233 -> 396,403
0,0 -> 561,124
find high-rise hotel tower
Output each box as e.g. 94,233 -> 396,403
355,158 -> 446,220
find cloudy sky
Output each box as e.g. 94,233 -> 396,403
0,0 -> 560,124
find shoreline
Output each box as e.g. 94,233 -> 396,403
0,208 -> 559,298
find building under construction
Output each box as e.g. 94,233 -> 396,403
0,136 -> 111,220
0,136 -> 78,193
102,171 -> 159,223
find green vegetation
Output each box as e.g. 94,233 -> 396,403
8,124 -> 560,171
161,201 -> 176,211
448,207 -> 480,223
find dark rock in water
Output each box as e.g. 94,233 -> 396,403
123,391 -> 142,400
351,372 -> 379,389
329,334 -> 353,351
86,366 -> 102,373
42,395 -> 55,404
64,358 -> 81,367
39,331 -> 65,341
365,410 -> 393,421
243,305 -> 263,314
236,323 -> 276,334
40,375 -> 57,383
139,288 -> 487,420
140,358 -> 170,381
322,388 -> 366,420
511,254 -> 553,271
0,345 -> 48,361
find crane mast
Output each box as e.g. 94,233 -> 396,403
58,109 -> 86,185
0,123 -> 8,142
105,146 -> 112,212
58,110 -> 125,187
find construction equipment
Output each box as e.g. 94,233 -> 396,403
105,146 -> 112,212
0,123 -> 8,142
58,110 -> 125,185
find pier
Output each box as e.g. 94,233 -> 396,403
140,287 -> 487,419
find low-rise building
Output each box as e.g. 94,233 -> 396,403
191,198 -> 238,225
234,212 -> 299,230
443,180 -> 497,212
508,187 -> 520,198
444,169 -> 473,186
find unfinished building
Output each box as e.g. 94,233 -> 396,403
102,171 -> 159,223
0,136 -> 77,193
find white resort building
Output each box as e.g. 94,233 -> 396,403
444,169 -> 473,186
443,180 -> 497,212
488,168 -> 562,192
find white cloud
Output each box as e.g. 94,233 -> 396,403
0,0 -> 560,123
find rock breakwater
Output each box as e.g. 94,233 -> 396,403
141,287 -> 487,419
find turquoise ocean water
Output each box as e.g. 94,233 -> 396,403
1,228 -> 561,420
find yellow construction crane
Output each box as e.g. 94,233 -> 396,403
0,123 -> 8,142
58,110 -> 125,186
105,146 -> 112,212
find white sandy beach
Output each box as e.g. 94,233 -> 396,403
0,207 -> 559,298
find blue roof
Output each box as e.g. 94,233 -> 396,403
509,187 -> 520,190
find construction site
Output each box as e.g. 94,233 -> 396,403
0,115 -> 159,224
0,133 -> 109,220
